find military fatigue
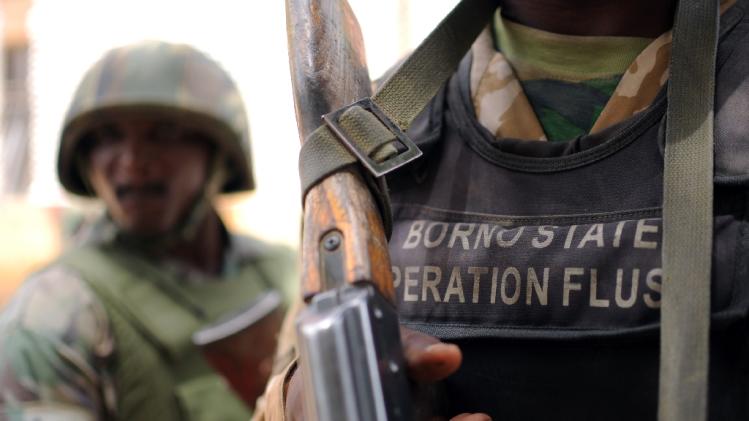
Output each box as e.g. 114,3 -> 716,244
472,0 -> 735,143
471,17 -> 670,141
0,38 -> 278,420
0,218 -> 297,420
254,1 -> 742,419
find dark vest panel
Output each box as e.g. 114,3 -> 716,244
386,4 -> 749,419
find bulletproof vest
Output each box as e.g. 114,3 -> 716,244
386,5 -> 749,420
58,243 -> 278,421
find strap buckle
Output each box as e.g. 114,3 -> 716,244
322,98 -> 422,178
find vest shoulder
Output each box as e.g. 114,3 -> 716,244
715,3 -> 749,182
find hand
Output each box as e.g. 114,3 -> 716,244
450,414 -> 492,421
285,326 -> 491,420
399,326 -> 462,382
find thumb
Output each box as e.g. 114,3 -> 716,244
451,413 -> 492,421
401,326 -> 462,383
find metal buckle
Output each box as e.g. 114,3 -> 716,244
322,98 -> 422,178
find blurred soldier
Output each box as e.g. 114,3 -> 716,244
0,41 -> 296,420
263,0 -> 749,420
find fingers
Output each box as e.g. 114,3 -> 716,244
285,369 -> 305,421
288,328 -> 473,419
451,413 -> 493,421
401,326 -> 462,383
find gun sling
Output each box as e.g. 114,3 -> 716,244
297,1 -> 719,420
659,1 -> 718,420
298,0 -> 498,234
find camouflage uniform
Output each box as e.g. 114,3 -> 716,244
0,41 -> 296,421
472,0 -> 735,141
471,14 -> 670,141
0,223 -> 296,420
252,1 -> 737,419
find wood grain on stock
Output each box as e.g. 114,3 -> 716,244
302,171 -> 394,302
286,0 -> 370,138
286,0 -> 395,302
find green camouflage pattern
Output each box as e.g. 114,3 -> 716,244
0,266 -> 116,419
58,40 -> 254,196
492,7 -> 649,141
0,218 -> 297,420
471,16 -> 670,142
472,0 -> 735,142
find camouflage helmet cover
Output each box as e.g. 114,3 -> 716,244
58,40 -> 254,196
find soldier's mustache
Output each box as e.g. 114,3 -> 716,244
116,183 -> 166,199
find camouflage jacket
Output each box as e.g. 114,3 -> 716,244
0,217 -> 297,420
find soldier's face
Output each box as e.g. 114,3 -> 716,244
85,115 -> 213,236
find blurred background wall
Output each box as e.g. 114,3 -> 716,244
0,0 -> 459,306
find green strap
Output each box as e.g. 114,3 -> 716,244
298,0 -> 498,215
60,246 -> 204,360
60,245 -> 272,358
659,1 -> 718,420
59,247 -> 252,420
370,0 -> 496,129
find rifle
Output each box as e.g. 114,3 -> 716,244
285,0 -> 412,419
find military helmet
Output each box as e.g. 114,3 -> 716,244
58,40 -> 254,196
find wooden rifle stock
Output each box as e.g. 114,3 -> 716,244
285,0 -> 394,303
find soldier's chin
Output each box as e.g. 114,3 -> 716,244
116,216 -> 174,238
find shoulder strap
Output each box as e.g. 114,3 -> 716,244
60,245 -> 275,359
59,246 -> 252,420
59,246 -> 204,360
659,1 -> 718,421
298,0 -> 498,234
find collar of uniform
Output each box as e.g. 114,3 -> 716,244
79,212 -> 249,284
493,10 -> 652,82
594,0 -> 735,133
470,0 -> 736,141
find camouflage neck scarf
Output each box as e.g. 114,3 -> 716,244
470,0 -> 736,142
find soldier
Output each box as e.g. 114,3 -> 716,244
0,41 -> 296,420
263,0 -> 749,419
